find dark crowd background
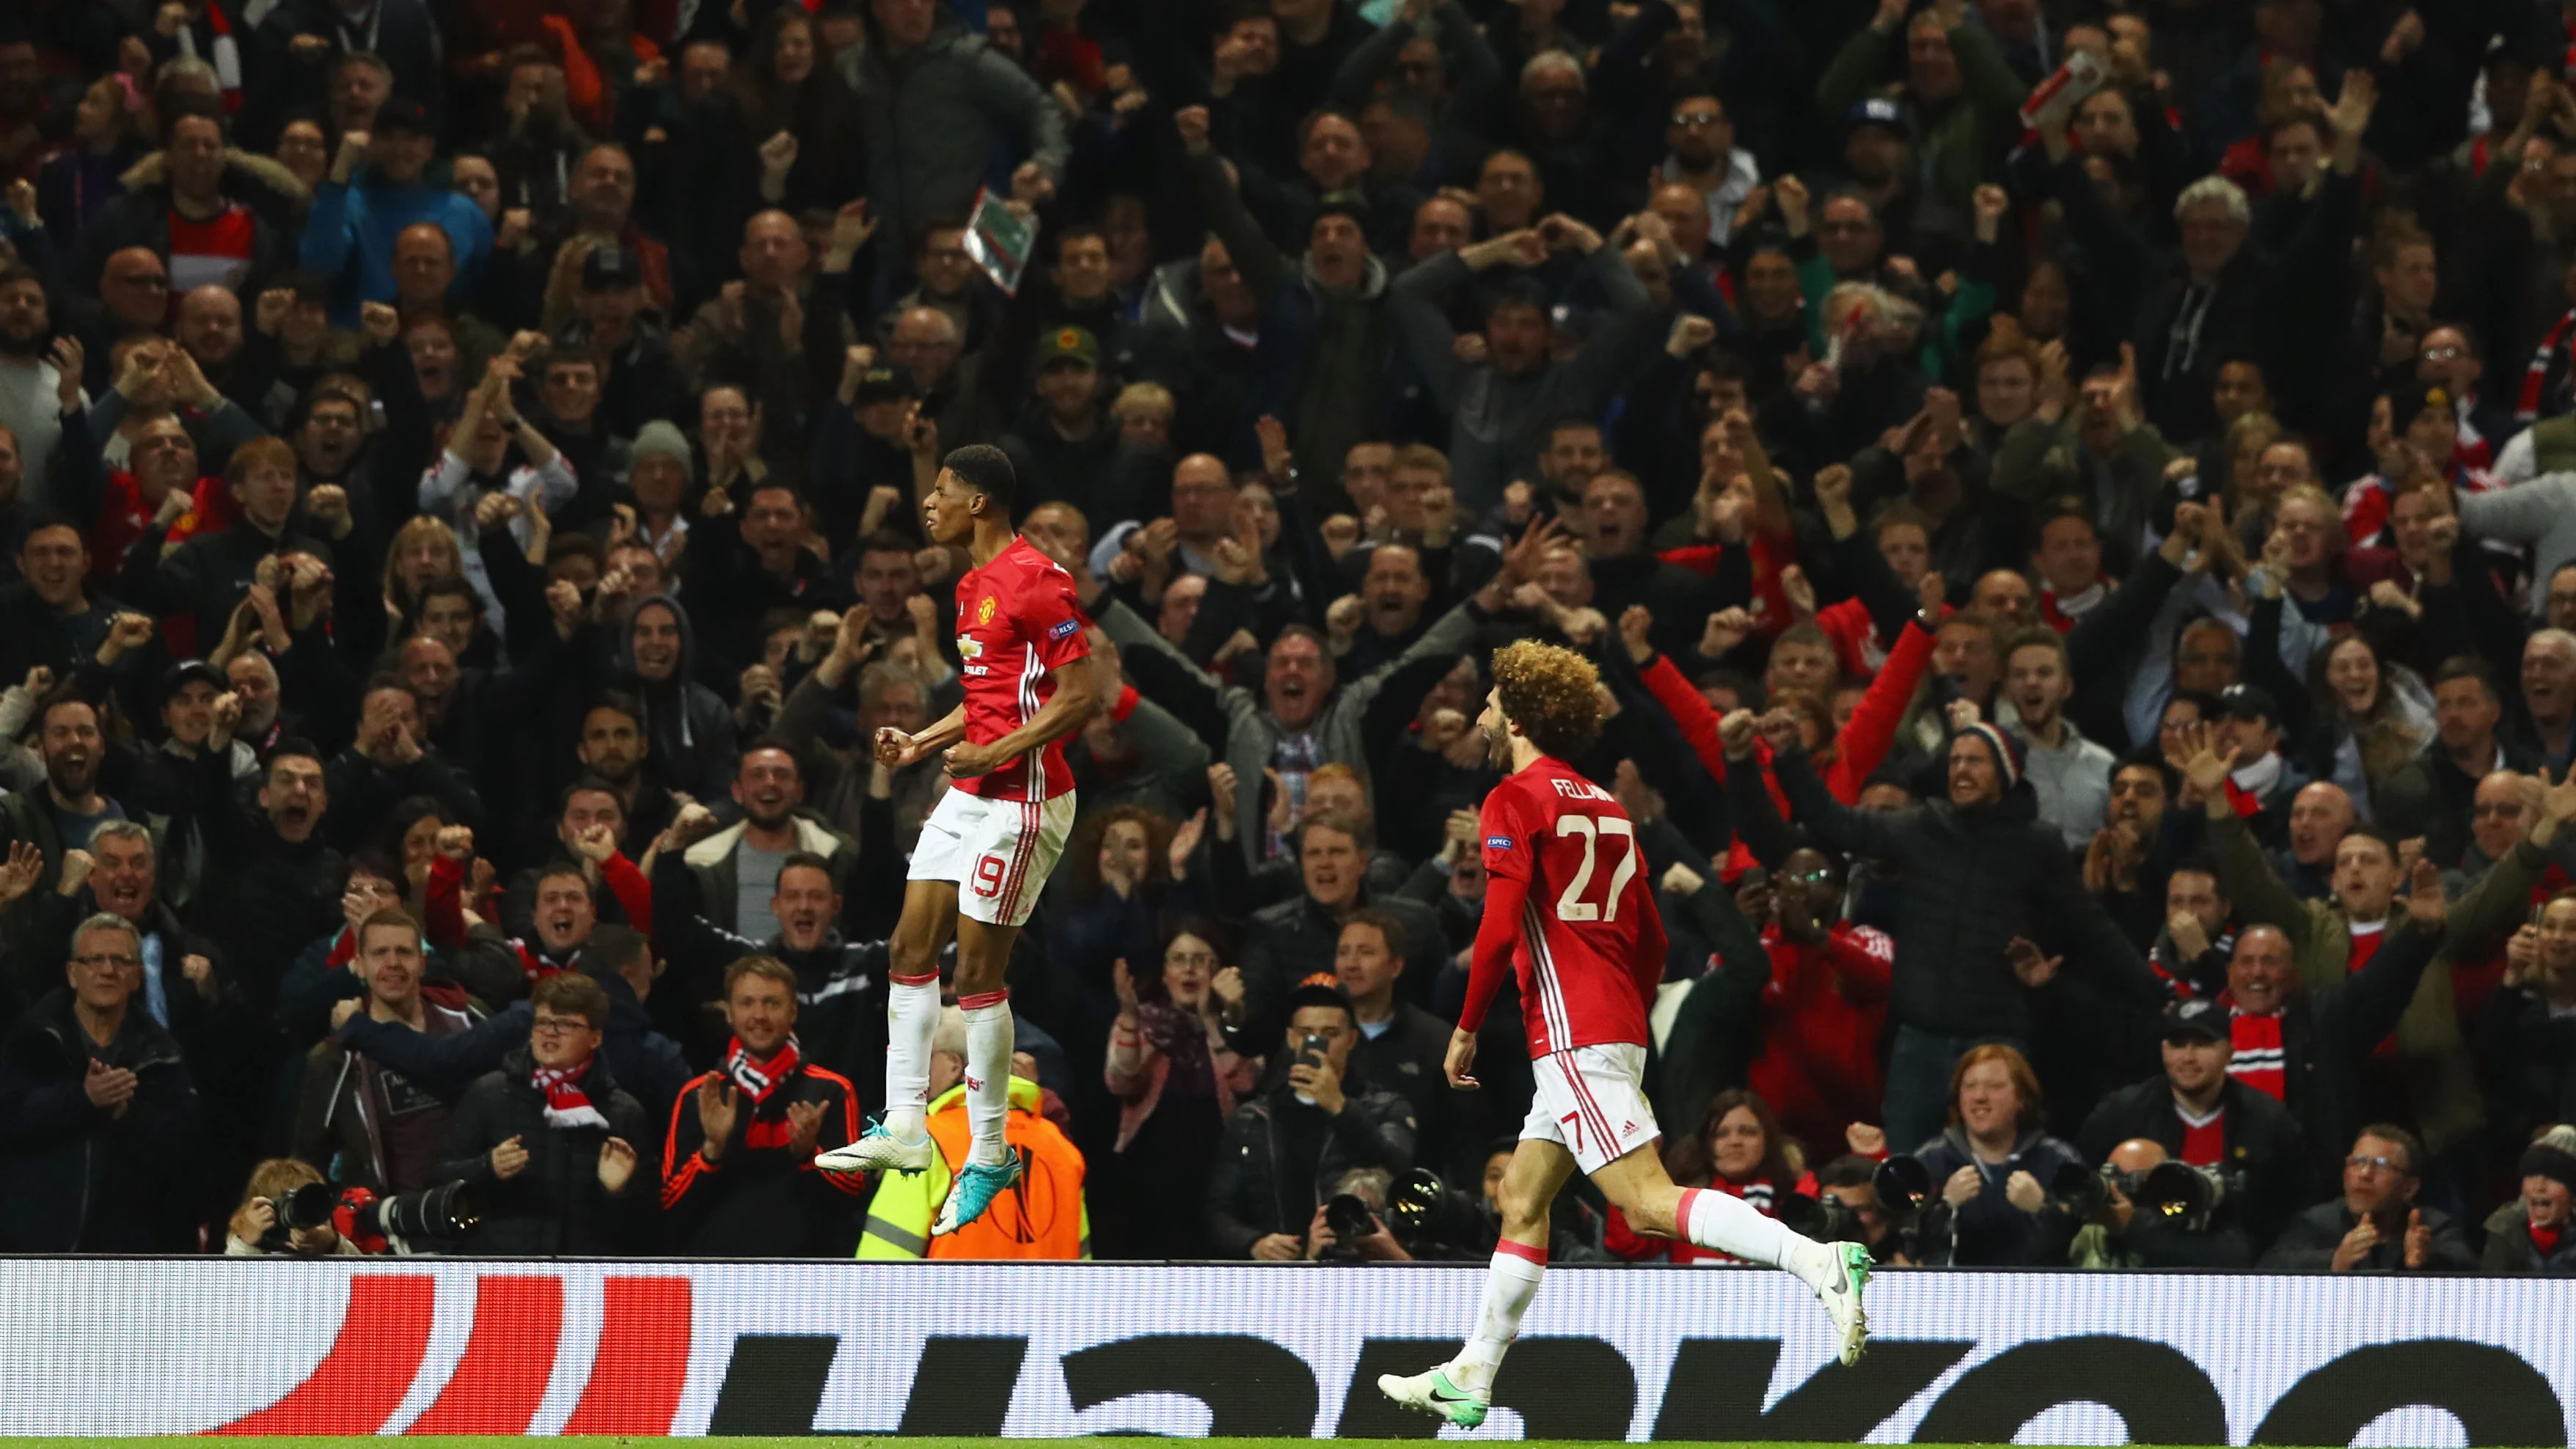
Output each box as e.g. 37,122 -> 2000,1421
0,0 -> 2573,1274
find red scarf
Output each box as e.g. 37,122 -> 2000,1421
532,1057 -> 607,1128
2533,1219 -> 2564,1258
2520,309 -> 2576,422
2224,1004 -> 2287,1100
724,1034 -> 801,1106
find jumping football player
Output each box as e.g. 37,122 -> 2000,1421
1379,641 -> 1871,1427
816,445 -> 1099,1234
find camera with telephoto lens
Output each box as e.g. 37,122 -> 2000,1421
2134,1161 -> 2228,1232
271,1179 -> 483,1251
1386,1167 -> 1490,1258
2052,1160 -> 2142,1219
1323,1193 -> 1379,1245
1870,1154 -> 1934,1217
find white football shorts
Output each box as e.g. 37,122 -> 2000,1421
907,786 -> 1077,928
1521,1043 -> 1661,1175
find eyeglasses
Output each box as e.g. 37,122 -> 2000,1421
73,953 -> 141,970
530,1014 -> 594,1035
2346,1153 -> 2408,1174
1671,111 -> 1723,128
1781,869 -> 1834,886
2421,345 -> 2464,362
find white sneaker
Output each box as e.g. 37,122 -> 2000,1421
815,1118 -> 932,1175
1811,1241 -> 1873,1366
1377,1362 -> 1489,1428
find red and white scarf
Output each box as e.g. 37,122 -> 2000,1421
2520,309 -> 2576,423
532,1058 -> 608,1128
2223,1003 -> 2286,1101
724,1034 -> 801,1106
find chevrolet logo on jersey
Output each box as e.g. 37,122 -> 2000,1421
977,595 -> 998,624
958,637 -> 984,659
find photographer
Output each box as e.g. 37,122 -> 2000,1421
2059,1139 -> 2176,1269
1814,1148 -> 1912,1266
2259,1126 -> 2478,1273
225,1157 -> 360,1256
1303,1166 -> 1413,1262
2075,999 -> 2305,1260
1207,974 -> 1417,1260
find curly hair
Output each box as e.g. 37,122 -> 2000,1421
1491,639 -> 1602,760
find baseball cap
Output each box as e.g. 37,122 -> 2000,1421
1311,189 -> 1374,231
853,367 -> 914,406
582,243 -> 643,291
2161,997 -> 2228,1045
159,659 -> 226,706
2217,682 -> 2278,727
1033,326 -> 1100,370
373,97 -> 433,136
1846,97 -> 1911,137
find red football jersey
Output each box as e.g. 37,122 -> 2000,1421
950,535 -> 1091,802
1463,757 -> 1667,1056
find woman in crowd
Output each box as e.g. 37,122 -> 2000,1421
1608,1089 -> 1816,1263
1102,919 -> 1254,1258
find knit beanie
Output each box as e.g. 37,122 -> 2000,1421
2522,1126 -> 2576,1192
1955,721 -> 2025,790
630,420 -> 694,480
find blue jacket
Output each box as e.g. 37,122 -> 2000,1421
298,173 -> 494,325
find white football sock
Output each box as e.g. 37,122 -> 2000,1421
961,992 -> 1013,1167
883,974 -> 940,1138
1678,1186 -> 1806,1276
1455,1241 -> 1546,1388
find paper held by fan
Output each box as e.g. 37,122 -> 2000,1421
965,188 -> 1039,296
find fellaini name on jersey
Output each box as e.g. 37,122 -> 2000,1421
1548,777 -> 1614,802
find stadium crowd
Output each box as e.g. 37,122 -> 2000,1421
0,0 -> 2574,1272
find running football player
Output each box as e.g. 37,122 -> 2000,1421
1379,641 -> 1870,1427
815,445 -> 1099,1235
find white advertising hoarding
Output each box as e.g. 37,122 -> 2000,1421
0,1260 -> 2566,1443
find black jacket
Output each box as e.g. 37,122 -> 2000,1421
2076,1076 -> 2307,1255
1207,1080 -> 1416,1258
1771,746 -> 2163,1039
659,1059 -> 865,1255
1238,889 -> 1446,1045
653,889 -> 889,1093
434,1046 -> 654,1256
337,975 -> 692,1125
2258,1197 -> 2478,1273
2478,983 -> 2576,1147
120,517 -> 332,663
0,989 -> 200,1252
1347,1001 -> 1461,1175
